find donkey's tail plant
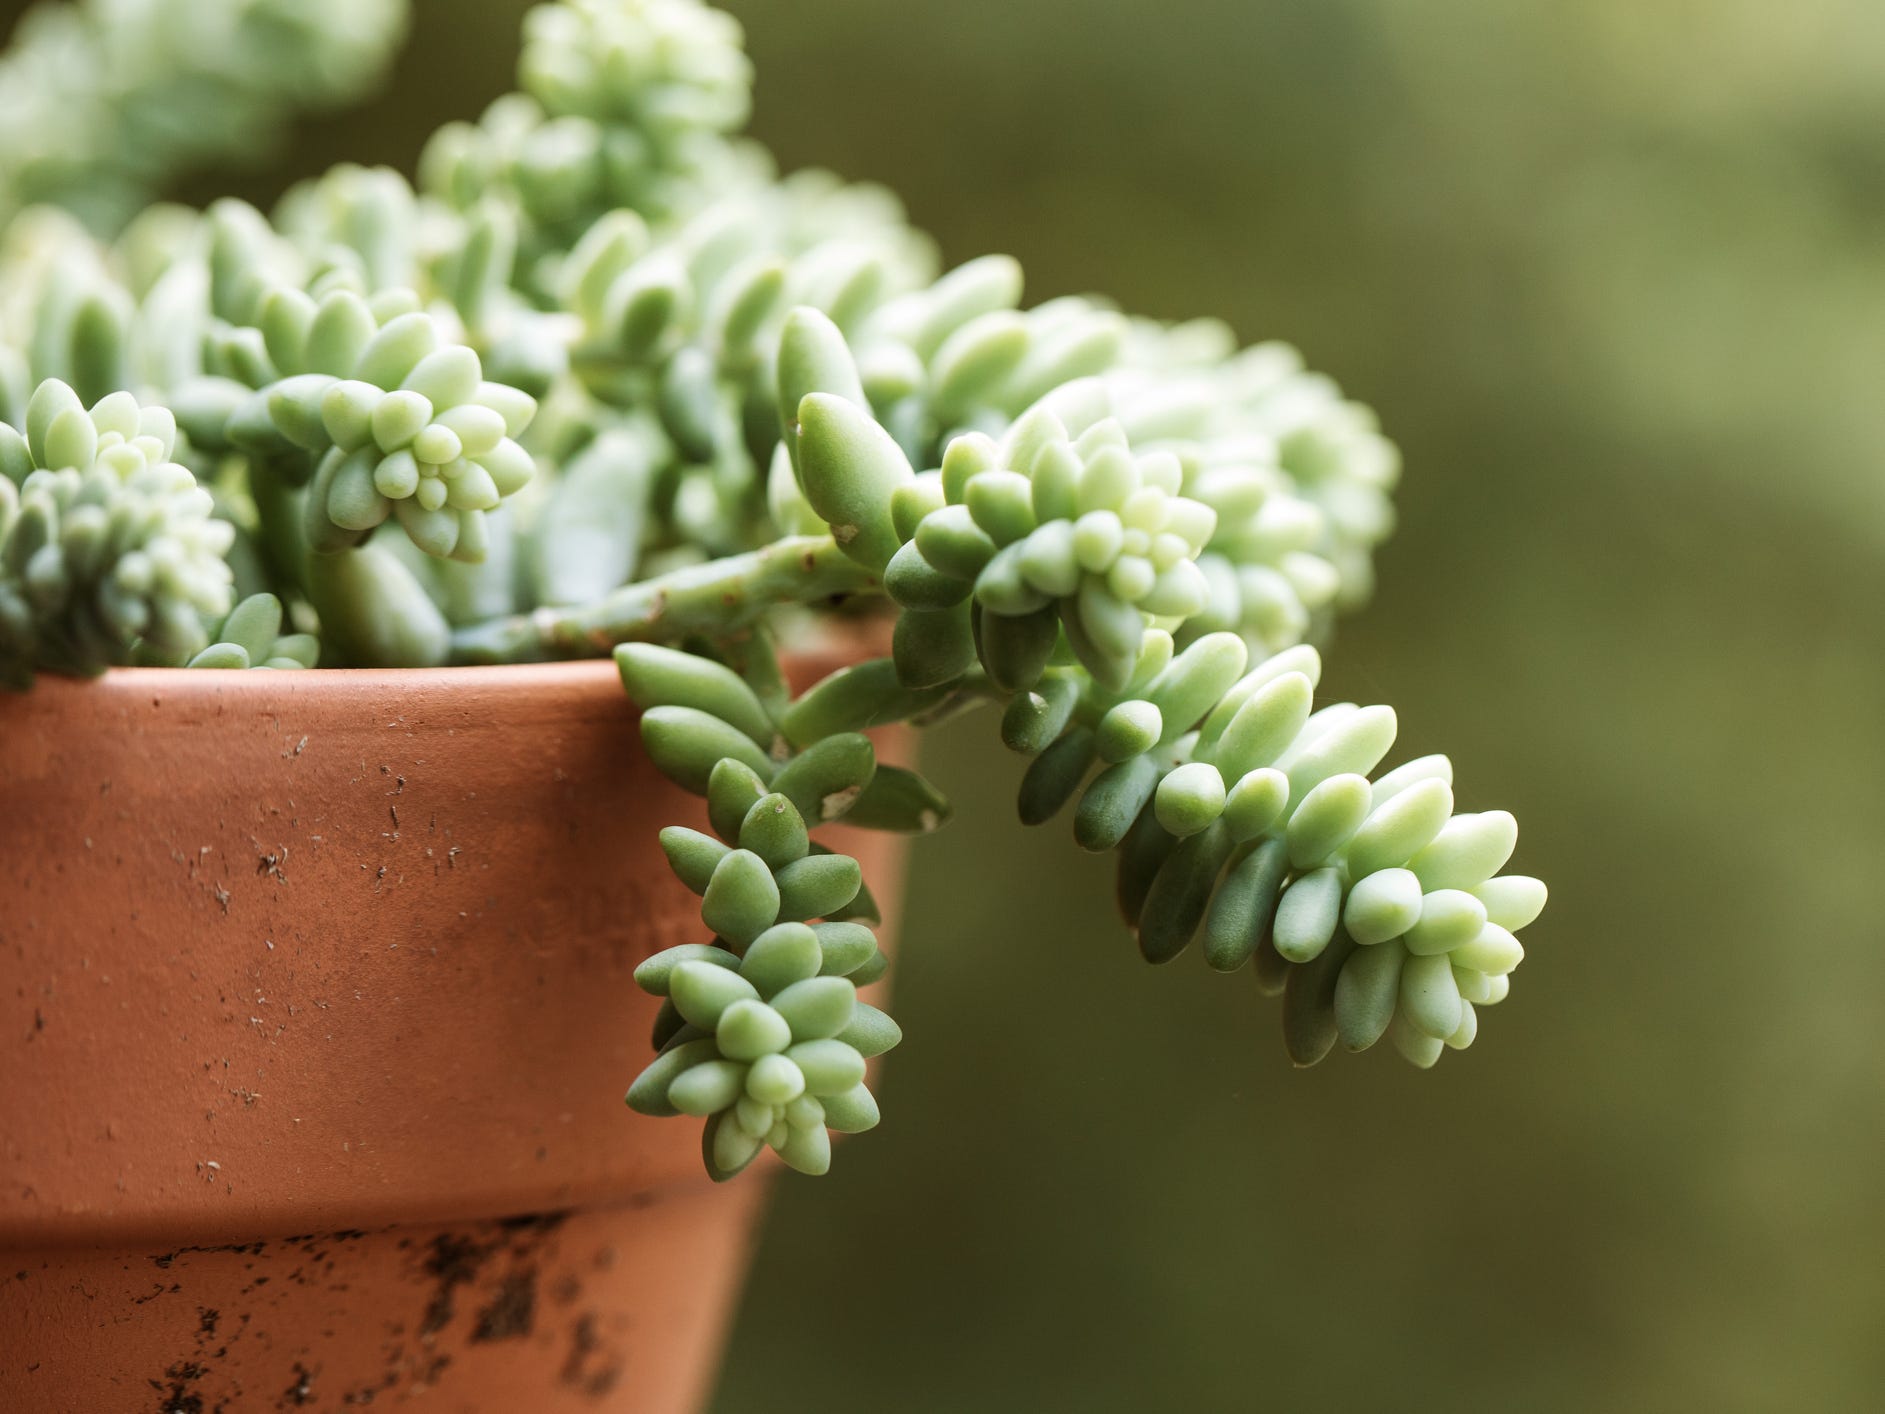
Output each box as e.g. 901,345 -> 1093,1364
0,0 -> 1548,1177
619,640 -> 907,1178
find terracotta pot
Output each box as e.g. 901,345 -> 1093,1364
0,657 -> 906,1413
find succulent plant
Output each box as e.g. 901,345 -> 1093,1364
0,380 -> 233,686
0,0 -> 410,234
183,592 -> 318,669
0,0 -> 1548,1181
423,0 -> 753,247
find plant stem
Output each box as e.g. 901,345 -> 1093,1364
448,535 -> 880,662
247,461 -> 311,598
718,622 -> 792,718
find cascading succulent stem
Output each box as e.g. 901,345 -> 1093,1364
449,533 -> 878,662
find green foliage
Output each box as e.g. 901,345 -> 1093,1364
778,335 -> 1544,1064
619,638 -> 926,1175
0,0 -> 1548,1181
423,0 -> 752,240
184,592 -> 318,669
0,380 -> 233,685
0,0 -> 411,233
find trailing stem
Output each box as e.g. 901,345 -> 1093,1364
449,535 -> 879,662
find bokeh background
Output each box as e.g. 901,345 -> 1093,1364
14,0 -> 1884,1408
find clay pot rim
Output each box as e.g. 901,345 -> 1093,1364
56,618 -> 889,698
81,658 -> 629,692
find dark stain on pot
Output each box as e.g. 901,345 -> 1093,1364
152,1240 -> 265,1270
471,1270 -> 538,1342
414,1210 -> 570,1340
559,1312 -> 624,1400
133,1211 -> 610,1409
496,1210 -> 569,1234
418,1232 -> 491,1336
339,1369 -> 399,1405
282,1360 -> 314,1405
151,1359 -> 213,1414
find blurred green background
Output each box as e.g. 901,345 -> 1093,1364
22,0 -> 1885,1407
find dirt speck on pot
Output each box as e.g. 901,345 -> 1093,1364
281,1360 -> 314,1405
471,1270 -> 538,1343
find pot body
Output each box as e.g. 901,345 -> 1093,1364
0,660 -> 905,1413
